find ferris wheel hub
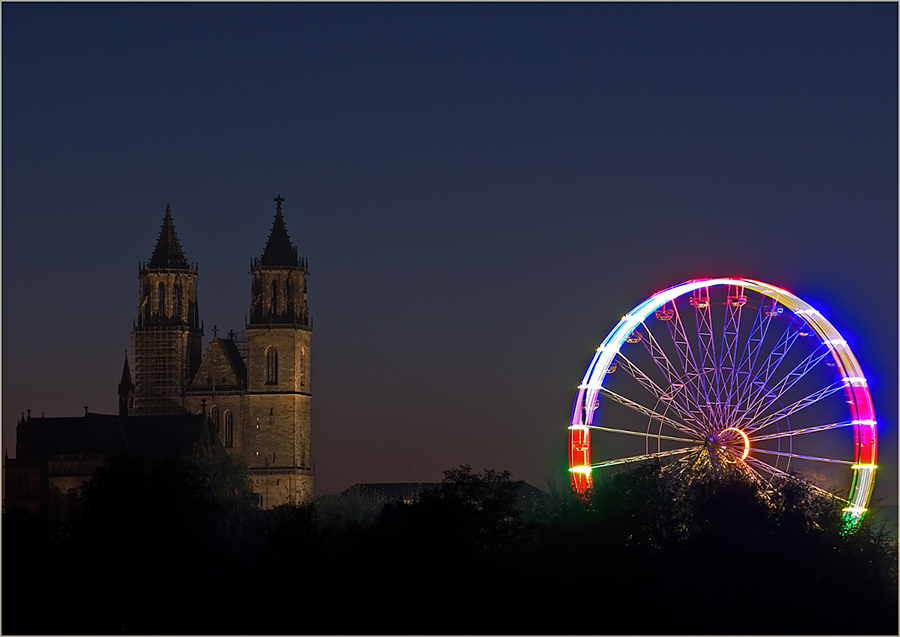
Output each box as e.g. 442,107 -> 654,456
718,427 -> 751,461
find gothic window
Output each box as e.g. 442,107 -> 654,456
284,281 -> 290,314
270,281 -> 278,315
300,346 -> 305,386
173,284 -> 182,319
266,348 -> 278,385
224,411 -> 233,447
157,283 -> 165,317
210,406 -> 220,435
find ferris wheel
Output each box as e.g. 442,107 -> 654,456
568,278 -> 878,530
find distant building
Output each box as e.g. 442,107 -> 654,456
346,481 -> 552,521
345,482 -> 443,505
5,196 -> 314,512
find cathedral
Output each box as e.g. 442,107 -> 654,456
6,197 -> 314,513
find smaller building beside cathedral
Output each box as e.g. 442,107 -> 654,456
6,197 -> 314,515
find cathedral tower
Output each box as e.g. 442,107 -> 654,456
131,206 -> 203,415
244,195 -> 314,505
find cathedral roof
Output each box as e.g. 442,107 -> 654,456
15,412 -> 220,461
259,195 -> 300,267
16,413 -> 129,458
148,205 -> 190,269
189,337 -> 247,390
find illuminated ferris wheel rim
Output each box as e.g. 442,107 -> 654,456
568,277 -> 878,528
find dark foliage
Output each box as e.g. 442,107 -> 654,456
4,460 -> 896,635
3,452 -> 262,634
532,465 -> 898,635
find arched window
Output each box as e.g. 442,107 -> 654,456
224,411 -> 233,447
210,406 -> 220,435
266,348 -> 278,385
284,281 -> 290,314
300,346 -> 305,386
173,284 -> 182,319
270,281 -> 278,315
157,283 -> 165,317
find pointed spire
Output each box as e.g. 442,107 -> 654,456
148,205 -> 189,269
120,354 -> 132,387
118,354 -> 133,397
259,195 -> 299,267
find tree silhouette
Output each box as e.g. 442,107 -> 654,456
4,460 -> 895,635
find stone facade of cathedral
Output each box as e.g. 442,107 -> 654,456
5,197 -> 313,515
122,195 -> 314,507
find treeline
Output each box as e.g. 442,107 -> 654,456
3,455 -> 897,635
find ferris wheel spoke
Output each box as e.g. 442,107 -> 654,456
664,303 -> 707,417
750,447 -> 856,466
598,386 -> 703,438
729,323 -> 801,425
586,425 -> 699,445
639,321 -> 700,422
724,300 -> 772,425
737,459 -> 775,488
743,379 -> 848,435
694,297 -> 718,421
739,344 -> 831,427
587,446 -> 698,469
716,286 -> 745,427
615,353 -> 703,429
744,456 -> 849,502
749,420 -> 855,443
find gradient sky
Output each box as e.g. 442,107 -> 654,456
3,3 -> 897,502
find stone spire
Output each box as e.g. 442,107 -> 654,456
119,354 -> 132,388
133,205 -> 202,415
148,205 -> 189,269
259,195 -> 299,267
118,354 -> 134,417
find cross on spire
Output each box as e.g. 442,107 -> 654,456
257,195 -> 300,267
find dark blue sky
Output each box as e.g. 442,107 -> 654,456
3,3 -> 897,501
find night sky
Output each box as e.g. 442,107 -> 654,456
3,3 -> 897,502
